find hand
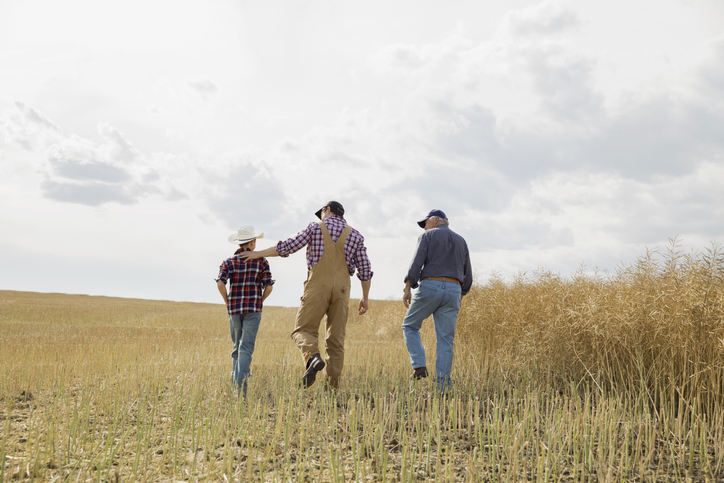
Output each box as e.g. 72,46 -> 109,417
402,291 -> 411,308
238,251 -> 260,261
358,298 -> 368,315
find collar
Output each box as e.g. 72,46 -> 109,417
429,224 -> 450,231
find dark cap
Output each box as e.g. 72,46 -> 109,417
417,209 -> 447,228
315,201 -> 345,219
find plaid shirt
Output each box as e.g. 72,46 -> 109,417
276,215 -> 373,281
216,248 -> 275,315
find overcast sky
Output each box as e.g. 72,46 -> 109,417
1,0 -> 723,307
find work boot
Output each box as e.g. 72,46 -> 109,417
302,354 -> 326,388
411,367 -> 428,379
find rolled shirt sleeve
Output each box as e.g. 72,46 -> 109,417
353,239 -> 373,282
216,261 -> 230,284
260,259 -> 275,288
276,223 -> 316,257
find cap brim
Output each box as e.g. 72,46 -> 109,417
315,208 -> 323,219
417,219 -> 427,228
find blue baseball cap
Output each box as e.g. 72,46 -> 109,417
417,209 -> 447,228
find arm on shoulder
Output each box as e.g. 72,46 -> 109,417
240,246 -> 280,261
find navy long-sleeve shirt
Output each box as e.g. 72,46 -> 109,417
404,224 -> 473,296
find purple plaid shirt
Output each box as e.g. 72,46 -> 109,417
276,215 -> 373,281
216,248 -> 275,315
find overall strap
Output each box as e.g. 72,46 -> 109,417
319,221 -> 333,248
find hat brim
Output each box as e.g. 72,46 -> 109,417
228,233 -> 264,244
315,208 -> 323,219
417,218 -> 427,228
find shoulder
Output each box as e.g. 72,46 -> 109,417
220,255 -> 236,265
448,227 -> 467,241
299,222 -> 322,237
449,229 -> 469,248
346,224 -> 366,243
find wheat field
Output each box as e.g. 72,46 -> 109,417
2,240 -> 724,481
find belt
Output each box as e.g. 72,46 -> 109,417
421,276 -> 460,285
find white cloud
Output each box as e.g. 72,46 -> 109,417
40,131 -> 158,206
499,1 -> 581,39
0,102 -> 63,152
186,80 -> 219,101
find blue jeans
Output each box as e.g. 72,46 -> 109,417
402,280 -> 462,389
229,312 -> 262,394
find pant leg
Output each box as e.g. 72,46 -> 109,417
432,284 -> 462,389
323,284 -> 350,389
291,279 -> 331,364
401,281 -> 443,370
236,312 -> 262,394
229,314 -> 243,382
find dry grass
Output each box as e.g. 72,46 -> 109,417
2,239 -> 724,481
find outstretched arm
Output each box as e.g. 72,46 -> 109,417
238,246 -> 280,261
358,280 -> 371,315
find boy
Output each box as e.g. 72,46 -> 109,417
216,225 -> 274,395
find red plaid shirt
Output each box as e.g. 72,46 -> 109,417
216,248 -> 275,315
276,215 -> 373,281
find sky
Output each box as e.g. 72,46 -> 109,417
1,0 -> 723,307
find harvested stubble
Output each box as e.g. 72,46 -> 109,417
1,241 -> 724,481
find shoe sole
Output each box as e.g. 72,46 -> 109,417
302,358 -> 326,388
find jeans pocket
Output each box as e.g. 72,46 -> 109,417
415,281 -> 438,299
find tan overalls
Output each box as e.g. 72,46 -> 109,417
291,221 -> 352,389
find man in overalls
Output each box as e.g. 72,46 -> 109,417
240,201 -> 373,389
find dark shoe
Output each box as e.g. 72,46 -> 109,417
302,354 -> 326,388
411,367 -> 428,379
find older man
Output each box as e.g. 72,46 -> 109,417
240,201 -> 372,389
402,209 -> 473,390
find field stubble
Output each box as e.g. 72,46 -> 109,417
2,240 -> 724,481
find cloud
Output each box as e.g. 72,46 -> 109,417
500,1 -> 581,39
201,157 -> 288,231
523,48 -> 604,122
501,165 -> 724,249
431,102 -> 500,163
604,163 -> 724,242
694,36 -> 724,98
150,78 -> 220,114
370,25 -> 473,76
38,124 -> 166,206
40,178 -> 140,206
187,80 -> 219,101
486,3 -> 604,124
98,122 -> 141,163
396,17 -> 724,187
49,156 -> 131,183
0,102 -> 63,151
374,44 -> 426,72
